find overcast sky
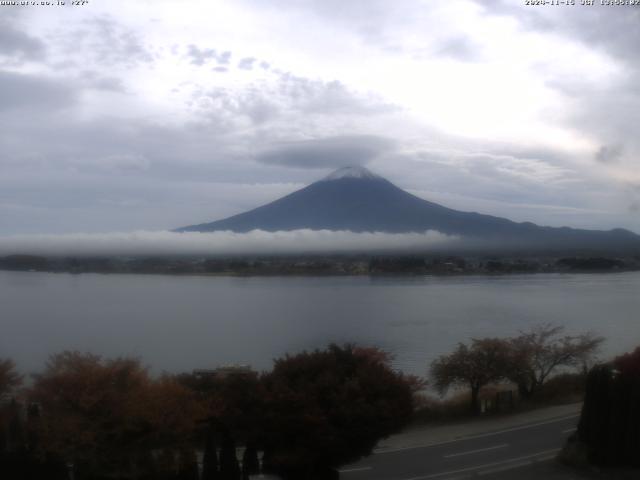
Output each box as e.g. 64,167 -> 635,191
1,0 -> 640,235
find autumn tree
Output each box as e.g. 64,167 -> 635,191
178,367 -> 264,480
142,374 -> 204,450
0,358 -> 22,397
260,344 -> 418,480
0,358 -> 24,457
506,324 -> 603,398
30,351 -> 201,480
178,368 -> 263,441
430,338 -> 511,414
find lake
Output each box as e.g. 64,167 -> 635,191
1,270 -> 639,378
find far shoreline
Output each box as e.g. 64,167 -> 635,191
1,252 -> 639,278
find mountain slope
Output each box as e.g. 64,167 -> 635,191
177,166 -> 640,252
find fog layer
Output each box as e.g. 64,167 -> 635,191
0,229 -> 459,257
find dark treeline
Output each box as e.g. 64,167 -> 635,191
3,334 -> 639,478
1,254 -> 639,276
569,346 -> 640,468
0,345 -> 419,480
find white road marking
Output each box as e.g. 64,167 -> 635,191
478,453 -> 558,476
338,466 -> 372,473
562,427 -> 576,433
443,443 -> 508,458
376,414 -> 579,454
402,448 -> 561,480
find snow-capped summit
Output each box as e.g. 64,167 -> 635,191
322,166 -> 380,181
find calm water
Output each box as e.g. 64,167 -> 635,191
1,270 -> 639,377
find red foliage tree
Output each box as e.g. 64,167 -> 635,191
614,346 -> 640,378
260,344 -> 418,479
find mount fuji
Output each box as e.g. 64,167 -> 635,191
177,166 -> 640,252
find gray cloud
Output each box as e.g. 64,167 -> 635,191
192,73 -> 399,126
217,51 -> 232,65
472,1 -> 640,71
435,36 -> 482,62
0,71 -> 77,112
0,229 -> 458,256
187,45 -> 232,66
277,73 -> 400,115
90,16 -> 154,67
371,146 -> 635,230
79,70 -> 127,92
595,144 -> 623,164
187,44 -> 217,65
0,91 -> 315,234
88,154 -> 151,173
490,3 -> 640,67
402,149 -> 575,203
241,0 -> 480,60
244,0 -> 409,49
256,135 -> 396,169
0,21 -> 46,63
190,71 -> 399,127
189,86 -> 277,125
49,16 -> 154,70
471,0 -> 640,185
238,57 -> 257,70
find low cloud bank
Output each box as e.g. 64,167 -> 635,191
0,229 -> 460,257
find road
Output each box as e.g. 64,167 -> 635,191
339,414 -> 579,480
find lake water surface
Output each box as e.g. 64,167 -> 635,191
2,270 -> 639,377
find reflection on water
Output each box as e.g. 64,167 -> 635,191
1,270 -> 639,377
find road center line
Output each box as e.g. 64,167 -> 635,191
562,427 -> 577,433
443,443 -> 508,458
402,448 -> 561,480
478,453 -> 559,476
338,466 -> 372,473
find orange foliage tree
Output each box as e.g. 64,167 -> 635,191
30,351 -> 202,480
